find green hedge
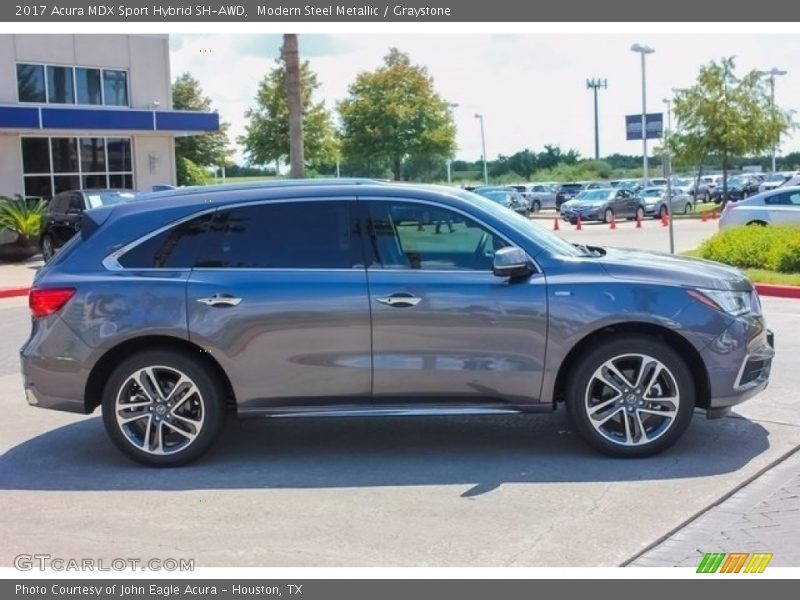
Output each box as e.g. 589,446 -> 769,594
697,225 -> 800,273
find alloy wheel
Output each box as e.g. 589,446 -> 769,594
115,366 -> 205,455
584,353 -> 680,447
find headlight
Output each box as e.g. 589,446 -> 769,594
688,288 -> 761,317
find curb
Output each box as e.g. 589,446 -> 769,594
0,287 -> 29,299
754,283 -> 800,299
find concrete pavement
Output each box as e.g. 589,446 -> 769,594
0,296 -> 798,567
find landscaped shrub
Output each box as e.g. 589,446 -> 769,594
698,225 -> 800,273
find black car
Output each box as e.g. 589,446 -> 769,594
711,175 -> 761,204
40,189 -> 136,262
554,183 -> 585,210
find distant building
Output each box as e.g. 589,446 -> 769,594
0,34 -> 218,198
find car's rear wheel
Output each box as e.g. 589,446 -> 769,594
101,349 -> 226,467
41,235 -> 55,263
565,335 -> 695,457
635,206 -> 645,222
603,208 -> 613,223
684,202 -> 693,214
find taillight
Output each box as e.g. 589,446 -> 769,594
29,288 -> 76,318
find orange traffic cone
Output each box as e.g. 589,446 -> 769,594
575,215 -> 582,230
636,213 -> 642,229
661,212 -> 669,227
609,214 -> 617,230
701,210 -> 708,223
553,217 -> 560,231
711,208 -> 718,219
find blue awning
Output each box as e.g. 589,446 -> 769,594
0,105 -> 219,134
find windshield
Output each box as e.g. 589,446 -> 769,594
481,191 -> 511,204
560,184 -> 583,191
85,191 -> 136,209
641,188 -> 664,197
579,189 -> 613,201
673,179 -> 691,186
768,173 -> 789,182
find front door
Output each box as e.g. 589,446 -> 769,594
185,198 -> 372,412
364,199 -> 548,407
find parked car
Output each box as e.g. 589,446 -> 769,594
474,187 -> 530,216
638,186 -> 694,219
719,186 -> 800,229
40,189 -> 136,262
21,180 -> 774,466
649,178 -> 668,187
711,175 -> 761,204
509,184 -> 557,212
613,179 -> 645,194
554,183 -> 585,210
560,187 -> 644,223
758,172 -> 794,193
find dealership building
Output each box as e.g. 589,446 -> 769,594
0,34 -> 218,199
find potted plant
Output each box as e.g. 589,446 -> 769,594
0,194 -> 45,262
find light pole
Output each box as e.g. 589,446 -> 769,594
757,68 -> 787,173
631,43 -> 655,187
663,97 -> 675,255
475,113 -> 488,185
446,102 -> 459,184
586,78 -> 607,160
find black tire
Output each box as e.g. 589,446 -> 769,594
101,349 -> 227,467
603,208 -> 613,224
659,205 -> 669,219
635,206 -> 645,222
565,334 -> 696,457
532,200 -> 541,214
41,234 -> 55,263
684,202 -> 693,215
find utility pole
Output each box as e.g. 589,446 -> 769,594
475,113 -> 488,185
586,78 -> 607,160
631,44 -> 655,187
757,68 -> 787,172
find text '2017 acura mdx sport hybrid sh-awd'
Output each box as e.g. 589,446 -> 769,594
21,180 -> 774,466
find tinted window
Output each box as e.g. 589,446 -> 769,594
765,192 -> 800,206
46,66 -> 74,104
17,64 -> 46,102
22,137 -> 50,173
67,194 -> 84,211
195,201 -> 357,269
75,68 -> 102,105
103,70 -> 129,106
367,201 -> 508,271
48,194 -> 67,214
119,214 -> 214,269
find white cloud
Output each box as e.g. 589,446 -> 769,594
170,34 -> 800,165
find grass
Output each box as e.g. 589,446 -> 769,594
682,249 -> 800,286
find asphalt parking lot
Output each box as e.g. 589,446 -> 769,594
1,292 -> 798,567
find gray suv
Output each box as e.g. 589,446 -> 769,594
21,181 -> 774,466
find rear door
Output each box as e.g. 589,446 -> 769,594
363,198 -> 548,407
185,198 -> 373,412
766,190 -> 800,225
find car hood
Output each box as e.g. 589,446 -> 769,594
597,247 -> 752,291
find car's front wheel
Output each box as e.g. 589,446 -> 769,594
102,349 -> 226,467
603,208 -> 613,223
565,335 -> 695,457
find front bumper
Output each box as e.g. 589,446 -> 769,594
702,319 -> 774,418
561,207 -> 601,222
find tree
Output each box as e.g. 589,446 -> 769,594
338,48 -> 456,181
171,73 -> 231,184
240,53 -> 337,171
671,57 -> 794,200
283,34 -> 305,178
175,156 -> 211,186
508,149 -> 538,180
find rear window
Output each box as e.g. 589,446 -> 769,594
561,184 -> 583,191
118,213 -> 213,269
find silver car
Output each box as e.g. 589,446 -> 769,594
512,184 -> 557,212
719,186 -> 800,229
638,186 -> 694,219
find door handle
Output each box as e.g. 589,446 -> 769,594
376,293 -> 422,308
196,293 -> 242,307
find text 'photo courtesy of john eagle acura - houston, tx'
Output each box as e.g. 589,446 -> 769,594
21,180 -> 774,467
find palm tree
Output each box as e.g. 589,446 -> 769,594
283,34 -> 305,178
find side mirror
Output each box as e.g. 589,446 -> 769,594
493,246 -> 534,280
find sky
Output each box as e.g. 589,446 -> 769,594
169,34 -> 800,165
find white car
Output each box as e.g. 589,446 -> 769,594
758,172 -> 794,193
719,186 -> 800,230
